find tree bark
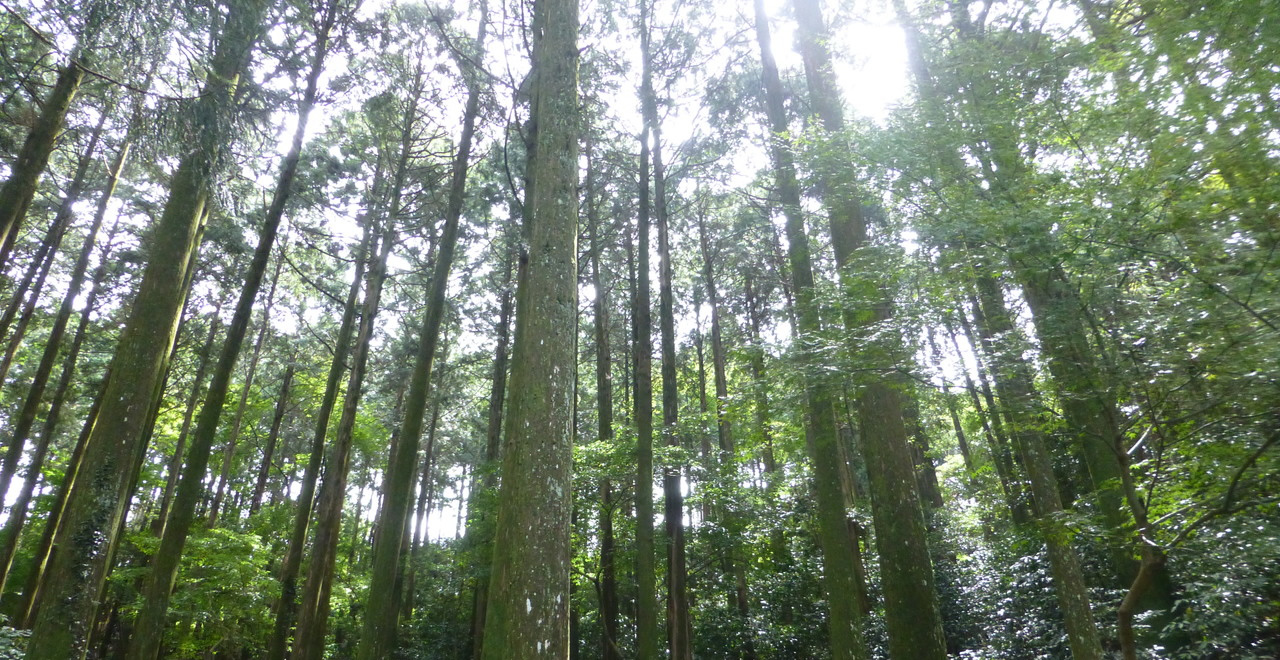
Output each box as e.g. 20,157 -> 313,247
630,123 -> 661,660
249,363 -> 295,515
466,244 -> 513,658
292,135 -> 405,660
266,218 -> 371,660
480,0 -> 579,653
639,6 -> 692,655
753,2 -> 879,656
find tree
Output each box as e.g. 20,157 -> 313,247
481,0 -> 579,654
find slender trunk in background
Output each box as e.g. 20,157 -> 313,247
481,0 -> 579,653
293,168 -> 402,660
951,306 -> 1030,521
267,219 -> 371,660
358,7 -> 488,654
249,363 -> 295,515
586,145 -> 622,660
753,2 -> 875,657
0,106 -> 118,591
0,110 -> 108,473
406,364 -> 446,621
155,310 -> 223,535
639,6 -> 692,654
0,58 -> 84,268
467,244 -> 514,658
696,211 -> 754,646
967,274 -> 1105,660
207,253 -> 285,525
24,1 -> 269,654
632,126 -> 659,660
14,212 -> 120,625
0,208 -> 67,386
125,7 -> 330,655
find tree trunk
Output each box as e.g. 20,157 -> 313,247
480,0 -> 578,653
249,363 -> 295,515
969,274 -> 1105,660
0,58 -> 84,267
124,7 -> 329,655
357,6 -> 487,653
639,8 -> 692,656
13,211 -> 119,625
467,243 -> 514,658
632,126 -> 660,660
0,107 -> 118,591
753,2 -> 880,656
24,1 -> 269,654
155,310 -> 224,535
206,254 -> 284,526
266,216 -> 371,660
293,147 -> 404,660
586,142 -> 622,660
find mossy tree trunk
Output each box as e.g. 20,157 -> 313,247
480,0 -> 579,654
23,1 -> 269,655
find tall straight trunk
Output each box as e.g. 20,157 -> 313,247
752,3 -> 875,657
405,364 -> 446,621
13,211 -> 119,626
207,253 -> 284,525
266,220 -> 371,660
0,106 -> 116,588
0,108 -> 109,443
0,208 -> 66,385
468,244 -> 514,658
696,212 -> 753,641
24,2 -> 269,655
249,363 -> 295,515
480,0 -> 578,653
968,274 -> 1104,660
632,128 -> 659,660
639,8 -> 692,656
155,310 -> 223,535
0,58 -> 84,267
17,373 -> 105,627
0,215 -> 60,344
903,398 -> 946,510
788,3 -> 948,656
358,7 -> 487,654
951,305 -> 1030,521
293,145 -> 405,660
124,8 -> 330,655
586,145 -> 621,660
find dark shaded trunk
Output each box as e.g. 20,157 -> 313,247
0,58 -> 84,268
266,220 -> 371,660
753,2 -> 875,656
465,246 -> 513,659
632,128 -> 659,660
206,255 -> 284,526
357,8 -> 486,649
155,310 -> 223,535
586,142 -> 622,660
640,7 -> 692,654
249,363 -> 295,515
